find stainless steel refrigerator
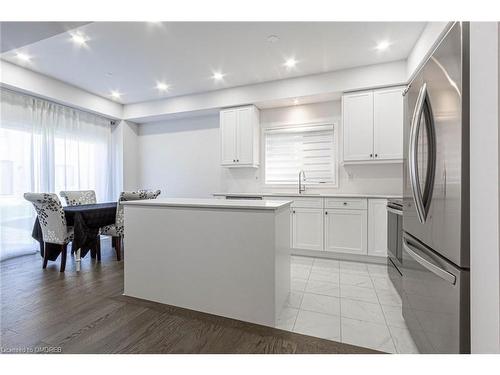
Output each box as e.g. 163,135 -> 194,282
402,22 -> 470,354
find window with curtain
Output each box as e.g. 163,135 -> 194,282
0,89 -> 113,261
264,123 -> 337,185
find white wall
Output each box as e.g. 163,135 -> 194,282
111,120 -> 140,195
138,115 -> 222,198
122,121 -> 140,191
470,22 -> 500,354
111,121 -> 124,196
0,60 -> 123,119
138,101 -> 402,198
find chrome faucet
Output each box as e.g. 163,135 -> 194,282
298,170 -> 306,194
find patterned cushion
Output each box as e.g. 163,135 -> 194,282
102,190 -> 161,238
60,190 -> 97,206
100,224 -> 117,237
24,193 -> 73,245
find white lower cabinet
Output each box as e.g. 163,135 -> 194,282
324,208 -> 367,255
292,207 -> 324,251
237,195 -> 388,259
367,199 -> 388,257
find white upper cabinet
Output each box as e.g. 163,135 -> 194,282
342,91 -> 374,161
220,105 -> 260,167
367,199 -> 388,257
373,87 -> 404,160
342,87 -> 404,163
220,109 -> 238,165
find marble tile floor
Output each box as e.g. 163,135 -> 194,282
277,255 -> 420,354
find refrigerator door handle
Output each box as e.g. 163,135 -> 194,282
409,83 -> 428,224
403,237 -> 456,285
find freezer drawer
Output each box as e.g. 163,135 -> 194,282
401,233 -> 470,353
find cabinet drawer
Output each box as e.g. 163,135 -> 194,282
263,196 -> 323,208
325,198 -> 367,210
291,197 -> 323,209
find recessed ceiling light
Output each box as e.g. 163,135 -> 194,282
267,35 -> 280,43
375,40 -> 391,51
15,52 -> 31,62
212,72 -> 225,81
71,32 -> 88,46
293,98 -> 299,105
110,91 -> 122,100
284,58 -> 297,69
156,82 -> 169,91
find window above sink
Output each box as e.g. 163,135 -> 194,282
263,123 -> 338,188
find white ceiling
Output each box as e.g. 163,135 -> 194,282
0,22 -> 90,52
1,22 -> 426,104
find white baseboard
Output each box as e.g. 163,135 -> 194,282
291,248 -> 387,265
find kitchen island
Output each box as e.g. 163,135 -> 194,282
121,198 -> 292,327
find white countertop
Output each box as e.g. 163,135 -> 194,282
121,198 -> 292,210
213,192 -> 403,199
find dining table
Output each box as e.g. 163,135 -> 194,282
32,202 -> 117,271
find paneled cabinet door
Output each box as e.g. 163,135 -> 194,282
236,107 -> 253,164
373,88 -> 404,160
220,109 -> 238,165
368,199 -> 388,257
343,91 -> 374,161
324,209 -> 367,255
292,208 -> 324,251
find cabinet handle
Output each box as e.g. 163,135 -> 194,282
233,159 -> 235,162
237,159 -> 239,162
370,153 -> 373,158
325,211 -> 328,215
292,210 -> 296,214
375,154 -> 378,158
343,202 -> 347,206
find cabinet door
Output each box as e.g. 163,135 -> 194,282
368,199 -> 388,257
220,109 -> 238,165
292,208 -> 324,251
324,209 -> 367,255
373,87 -> 404,160
236,107 -> 253,164
343,91 -> 374,161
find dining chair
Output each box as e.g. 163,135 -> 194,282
23,193 -> 74,272
60,190 -> 97,206
101,190 -> 161,261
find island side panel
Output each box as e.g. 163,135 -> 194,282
274,206 -> 291,320
123,205 -> 277,327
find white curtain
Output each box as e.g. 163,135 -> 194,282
0,89 -> 113,261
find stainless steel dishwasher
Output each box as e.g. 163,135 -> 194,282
386,199 -> 403,297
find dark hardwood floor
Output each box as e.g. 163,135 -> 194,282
0,240 -> 378,354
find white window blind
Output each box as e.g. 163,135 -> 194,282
265,124 -> 336,185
